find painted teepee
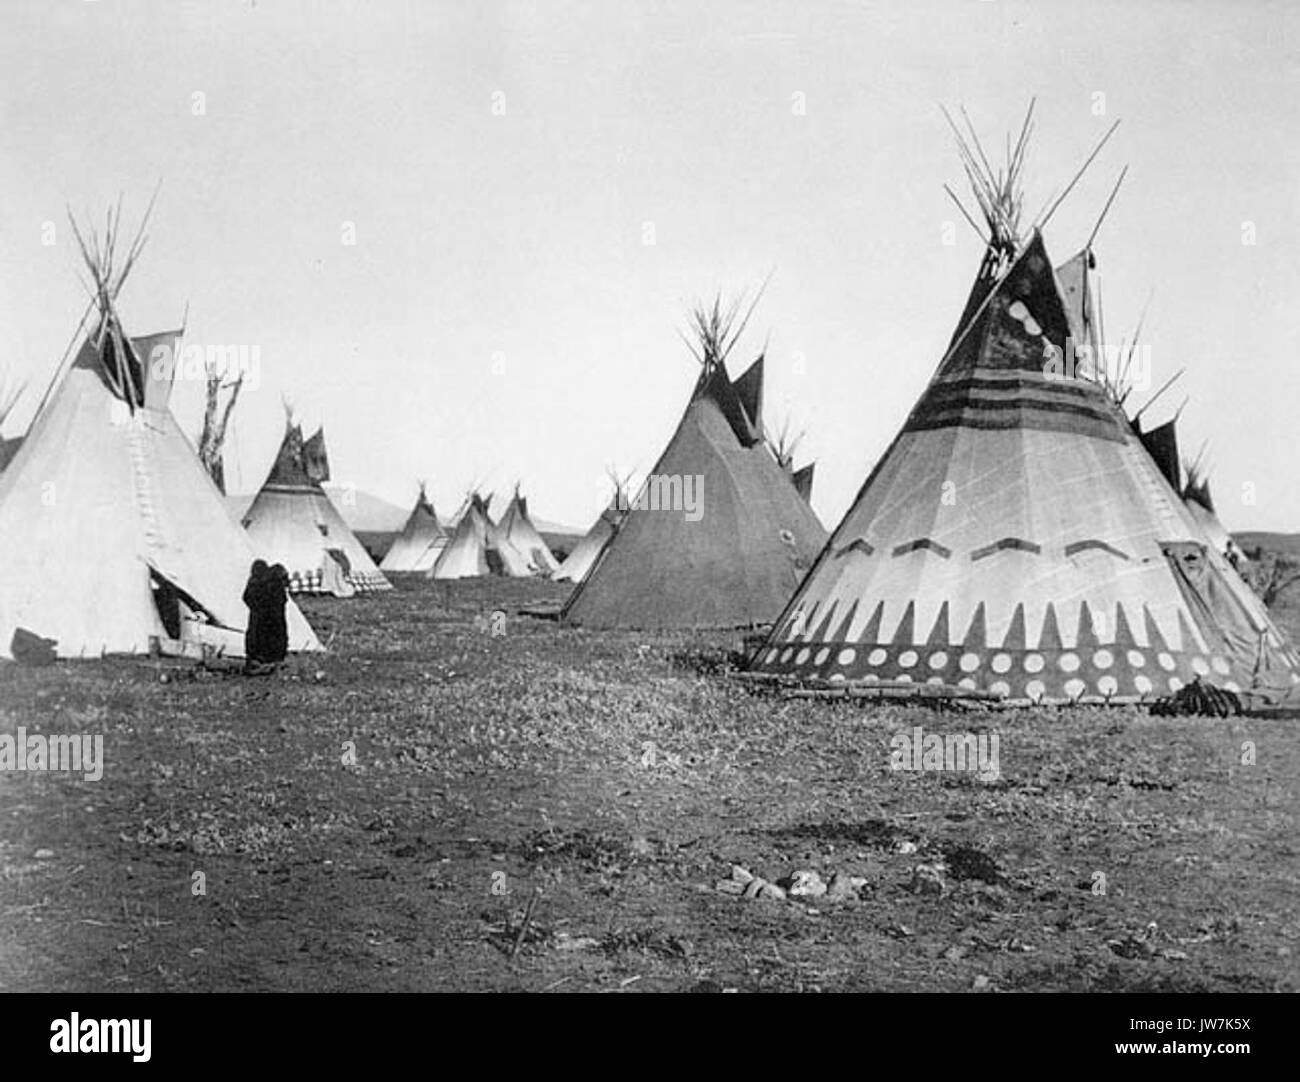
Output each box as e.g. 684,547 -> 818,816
493,485 -> 559,576
554,470 -> 628,583
561,295 -> 827,628
749,115 -> 1298,703
241,418 -> 391,595
0,208 -> 321,659
380,482 -> 447,572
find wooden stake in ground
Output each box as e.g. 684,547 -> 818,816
510,886 -> 543,960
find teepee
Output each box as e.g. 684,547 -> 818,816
554,470 -> 628,583
241,418 -> 391,595
380,482 -> 447,572
749,113 -> 1298,703
494,485 -> 559,576
768,416 -> 818,506
0,207 -> 321,659
561,295 -> 827,628
0,375 -> 24,473
429,493 -> 496,579
1181,457 -> 1245,568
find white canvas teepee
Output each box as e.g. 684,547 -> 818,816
554,472 -> 627,583
494,486 -> 559,576
429,493 -> 494,579
0,375 -> 24,474
0,209 -> 321,660
379,483 -> 447,572
749,118 -> 1298,704
241,421 -> 391,596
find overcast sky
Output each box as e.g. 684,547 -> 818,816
1,0 -> 1296,532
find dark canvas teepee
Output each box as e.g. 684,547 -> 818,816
748,115 -> 1298,704
561,296 -> 827,629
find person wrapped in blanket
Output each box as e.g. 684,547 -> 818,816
243,560 -> 290,674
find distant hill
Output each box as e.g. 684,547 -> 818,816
1235,532 -> 1300,557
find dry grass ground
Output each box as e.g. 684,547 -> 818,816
1,575 -> 1296,992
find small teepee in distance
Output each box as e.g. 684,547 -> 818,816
380,482 -> 447,572
768,416 -> 817,505
494,484 -> 559,576
0,375 -> 25,473
1181,453 -> 1245,568
0,204 -> 321,659
749,108 -> 1297,703
429,492 -> 495,579
554,468 -> 629,583
561,291 -> 827,628
241,413 -> 391,596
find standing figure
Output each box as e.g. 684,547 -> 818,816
263,564 -> 291,664
242,560 -> 278,673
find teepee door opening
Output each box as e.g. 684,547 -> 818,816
1160,542 -> 1269,670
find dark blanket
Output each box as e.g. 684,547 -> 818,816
243,563 -> 289,664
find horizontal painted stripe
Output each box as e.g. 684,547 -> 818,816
907,406 -> 1127,442
970,537 -> 1041,561
892,538 -> 953,559
928,374 -> 1111,400
1065,539 -> 1130,560
916,386 -> 1119,417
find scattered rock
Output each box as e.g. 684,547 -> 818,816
943,944 -> 968,962
715,879 -> 745,895
972,975 -> 994,992
552,932 -> 600,952
785,870 -> 827,898
896,840 -> 918,855
34,849 -> 54,860
758,882 -> 787,901
731,865 -> 754,885
910,862 -> 948,896
825,872 -> 858,902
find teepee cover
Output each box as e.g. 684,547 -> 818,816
494,487 -> 559,576
380,483 -> 447,572
749,229 -> 1297,702
562,297 -> 826,628
242,422 -> 391,595
0,214 -> 320,659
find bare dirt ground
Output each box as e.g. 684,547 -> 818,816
1,575 -> 1296,992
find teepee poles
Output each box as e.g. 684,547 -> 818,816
1086,165 -> 1129,251
1036,119 -> 1121,234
